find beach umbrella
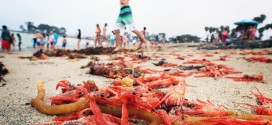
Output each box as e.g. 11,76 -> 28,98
234,20 -> 259,26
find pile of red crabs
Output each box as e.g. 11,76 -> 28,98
31,49 -> 272,125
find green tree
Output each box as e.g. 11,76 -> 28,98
25,21 -> 36,32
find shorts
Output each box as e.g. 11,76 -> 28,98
62,42 -> 67,47
54,40 -> 58,45
50,42 -> 54,46
115,6 -> 135,31
37,42 -> 41,46
2,40 -> 10,50
86,42 -> 89,46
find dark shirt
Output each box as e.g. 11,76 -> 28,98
17,35 -> 22,42
1,30 -> 10,41
77,31 -> 81,39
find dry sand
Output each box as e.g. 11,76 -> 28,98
0,44 -> 271,124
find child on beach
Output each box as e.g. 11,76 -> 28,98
85,37 -> 90,49
114,0 -> 148,51
62,36 -> 67,51
109,31 -> 116,47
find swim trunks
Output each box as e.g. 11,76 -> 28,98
115,6 -> 135,31
62,42 -> 67,47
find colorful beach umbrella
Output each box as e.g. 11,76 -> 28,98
234,20 -> 259,25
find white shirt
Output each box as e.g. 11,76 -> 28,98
49,34 -> 55,43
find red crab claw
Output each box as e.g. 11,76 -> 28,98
251,87 -> 272,105
83,80 -> 98,93
56,80 -> 71,91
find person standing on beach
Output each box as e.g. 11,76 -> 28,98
77,29 -> 81,50
102,23 -> 109,47
221,28 -> 228,44
53,31 -> 59,47
17,33 -> 22,51
10,33 -> 16,51
114,0 -> 148,51
109,31 -> 116,47
35,30 -> 42,51
85,37 -> 90,49
1,25 -> 11,52
94,24 -> 101,48
62,35 -> 67,51
49,31 -> 55,51
142,27 -> 147,38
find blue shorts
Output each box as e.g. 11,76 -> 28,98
62,43 -> 67,47
37,42 -> 41,46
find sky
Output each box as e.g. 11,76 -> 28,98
0,0 -> 272,38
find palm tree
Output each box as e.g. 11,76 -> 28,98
253,17 -> 262,23
25,21 -> 35,32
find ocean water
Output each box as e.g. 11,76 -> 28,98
4,32 -> 96,51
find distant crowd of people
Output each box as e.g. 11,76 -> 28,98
208,26 -> 257,44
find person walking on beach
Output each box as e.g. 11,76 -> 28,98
1,25 -> 11,52
102,23 -> 109,47
77,29 -> 81,50
62,35 -> 67,51
49,31 -> 55,51
17,33 -> 22,51
114,0 -> 148,51
10,33 -> 16,51
94,24 -> 101,48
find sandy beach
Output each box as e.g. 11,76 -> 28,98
0,44 -> 272,124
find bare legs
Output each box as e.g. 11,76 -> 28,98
77,39 -> 81,50
102,36 -> 109,47
114,30 -> 123,49
94,36 -> 101,48
132,30 -> 148,49
114,29 -> 148,51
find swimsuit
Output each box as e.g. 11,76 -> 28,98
115,6 -> 135,31
62,42 -> 67,47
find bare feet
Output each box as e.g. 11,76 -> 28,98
113,47 -> 125,52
